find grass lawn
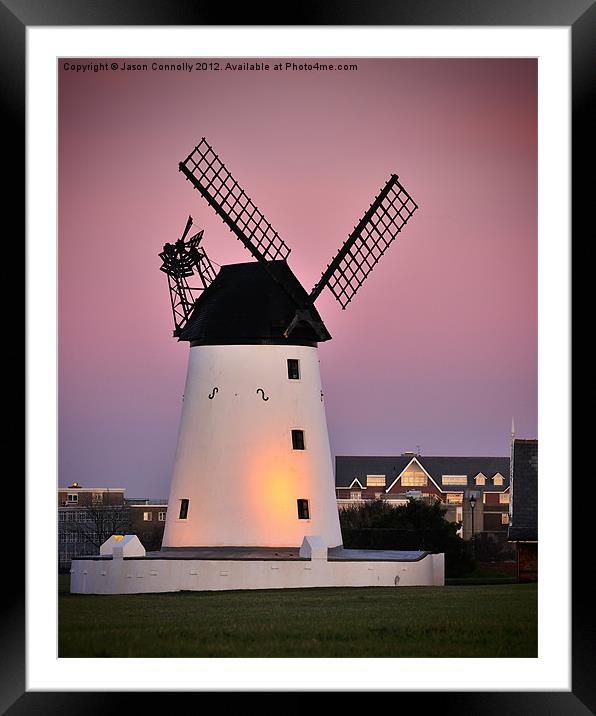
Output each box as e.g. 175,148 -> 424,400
58,575 -> 537,658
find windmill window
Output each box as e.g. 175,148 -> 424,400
287,359 -> 300,380
291,430 -> 305,450
179,499 -> 189,520
297,499 -> 310,520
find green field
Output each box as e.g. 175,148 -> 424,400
58,576 -> 537,658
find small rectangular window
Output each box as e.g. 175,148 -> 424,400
158,511 -> 166,521
291,429 -> 305,450
179,499 -> 189,519
297,499 -> 310,519
287,359 -> 300,380
446,493 -> 463,504
442,475 -> 468,485
143,511 -> 152,521
67,493 -> 78,503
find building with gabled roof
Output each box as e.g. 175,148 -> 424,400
335,453 -> 511,540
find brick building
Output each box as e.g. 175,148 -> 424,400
58,485 -> 168,570
335,453 -> 511,541
127,499 -> 168,552
58,484 -> 127,570
58,483 -> 126,508
507,439 -> 538,582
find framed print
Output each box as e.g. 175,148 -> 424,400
10,0 -> 590,712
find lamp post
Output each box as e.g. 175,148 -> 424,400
469,494 -> 477,558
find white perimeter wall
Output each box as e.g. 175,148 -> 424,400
162,344 -> 343,548
70,554 -> 444,594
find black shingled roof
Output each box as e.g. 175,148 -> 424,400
508,439 -> 538,541
335,455 -> 510,492
178,261 -> 331,345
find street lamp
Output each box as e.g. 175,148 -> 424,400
469,494 -> 477,558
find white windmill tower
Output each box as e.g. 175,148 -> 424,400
160,138 -> 418,551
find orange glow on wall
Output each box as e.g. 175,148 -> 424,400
245,449 -> 309,541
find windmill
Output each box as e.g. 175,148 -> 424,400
161,138 -> 418,550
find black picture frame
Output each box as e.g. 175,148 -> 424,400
10,0 -> 589,712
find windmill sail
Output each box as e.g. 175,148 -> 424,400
310,175 -> 418,309
179,138 -> 291,263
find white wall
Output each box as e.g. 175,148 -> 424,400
70,553 -> 444,594
162,344 -> 343,549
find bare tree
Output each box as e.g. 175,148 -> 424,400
64,505 -> 131,550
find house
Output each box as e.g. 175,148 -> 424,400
335,453 -> 510,541
507,439 -> 538,582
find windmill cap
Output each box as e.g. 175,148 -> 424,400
178,261 -> 331,346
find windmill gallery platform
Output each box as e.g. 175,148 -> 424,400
70,541 -> 444,594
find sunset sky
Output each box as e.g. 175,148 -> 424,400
59,58 -> 537,498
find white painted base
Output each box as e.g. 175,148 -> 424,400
70,553 -> 444,594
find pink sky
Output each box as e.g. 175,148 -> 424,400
59,58 -> 537,498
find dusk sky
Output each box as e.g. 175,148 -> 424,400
59,58 -> 537,498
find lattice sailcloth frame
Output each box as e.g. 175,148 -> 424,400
179,138 -> 292,263
311,175 -> 419,309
